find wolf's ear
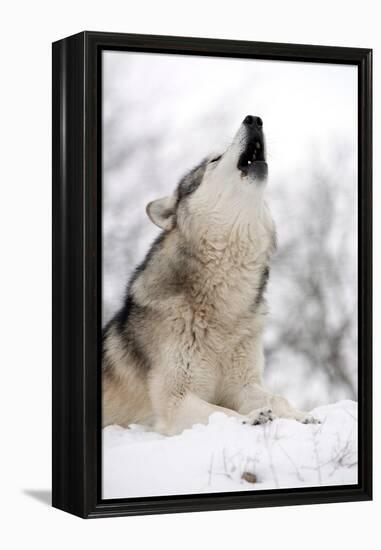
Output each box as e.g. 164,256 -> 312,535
146,196 -> 176,230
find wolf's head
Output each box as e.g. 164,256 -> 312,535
146,116 -> 274,253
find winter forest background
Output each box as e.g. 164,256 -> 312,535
102,52 -> 357,411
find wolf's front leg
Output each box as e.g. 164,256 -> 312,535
236,383 -> 319,424
151,390 -> 245,435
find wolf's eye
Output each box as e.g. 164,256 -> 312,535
210,155 -> 221,164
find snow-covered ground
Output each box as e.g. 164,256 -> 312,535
102,400 -> 357,499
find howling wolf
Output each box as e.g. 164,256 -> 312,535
103,115 -> 318,435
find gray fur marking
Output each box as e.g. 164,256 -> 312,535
176,159 -> 208,203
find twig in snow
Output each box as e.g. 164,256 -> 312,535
312,430 -> 323,485
208,453 -> 214,486
263,424 -> 279,488
278,443 -> 305,482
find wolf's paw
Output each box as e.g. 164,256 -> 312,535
243,408 -> 275,426
301,414 -> 321,425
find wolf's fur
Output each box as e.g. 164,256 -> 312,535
103,117 -> 317,435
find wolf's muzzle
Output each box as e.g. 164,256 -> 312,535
238,115 -> 267,180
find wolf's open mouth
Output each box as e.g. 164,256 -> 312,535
237,137 -> 266,176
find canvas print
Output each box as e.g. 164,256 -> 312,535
101,51 -> 358,499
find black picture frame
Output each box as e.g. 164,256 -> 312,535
52,31 -> 372,519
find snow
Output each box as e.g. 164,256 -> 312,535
102,400 -> 357,499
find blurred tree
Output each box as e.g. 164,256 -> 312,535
265,164 -> 357,401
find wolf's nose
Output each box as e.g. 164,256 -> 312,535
243,115 -> 263,128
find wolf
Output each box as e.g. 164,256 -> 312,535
103,115 -> 318,435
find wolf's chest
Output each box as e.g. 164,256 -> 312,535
170,300 -> 255,361
178,314 -> 257,403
